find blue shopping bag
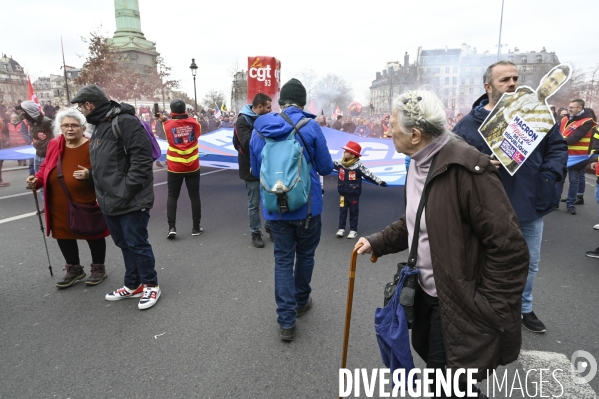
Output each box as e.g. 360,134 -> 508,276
374,265 -> 418,378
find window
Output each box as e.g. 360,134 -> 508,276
461,78 -> 465,85
536,55 -> 542,63
445,88 -> 449,95
435,77 -> 440,86
460,98 -> 464,104
445,67 -> 450,73
453,77 -> 457,85
453,67 -> 458,73
521,76 -> 525,83
521,56 -> 527,64
522,66 -> 527,72
533,66 -> 537,72
445,77 -> 449,85
435,67 -> 441,73
469,78 -> 474,84
452,88 -> 456,96
435,56 -> 440,63
469,88 -> 474,94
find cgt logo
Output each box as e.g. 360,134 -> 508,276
249,65 -> 272,82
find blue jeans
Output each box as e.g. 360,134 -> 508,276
594,185 -> 599,209
556,167 -> 583,207
104,209 -> 158,288
34,155 -> 45,206
520,217 -> 543,314
578,170 -> 586,195
245,180 -> 262,234
269,214 -> 322,329
339,196 -> 360,231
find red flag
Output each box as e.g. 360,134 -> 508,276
333,105 -> 342,118
27,75 -> 44,115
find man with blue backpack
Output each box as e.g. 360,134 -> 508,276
234,93 -> 272,248
250,79 -> 334,341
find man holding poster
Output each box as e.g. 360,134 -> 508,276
454,61 -> 567,334
479,64 -> 570,174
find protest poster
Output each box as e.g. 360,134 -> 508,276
478,63 -> 571,175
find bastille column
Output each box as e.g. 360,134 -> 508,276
110,0 -> 159,76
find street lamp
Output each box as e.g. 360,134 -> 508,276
189,58 -> 198,113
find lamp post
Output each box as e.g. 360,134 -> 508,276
189,58 -> 198,113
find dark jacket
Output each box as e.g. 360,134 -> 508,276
235,105 -> 258,181
27,115 -> 54,157
250,106 -> 334,220
86,100 -> 154,216
342,121 -> 356,133
333,159 -> 383,197
331,120 -> 343,130
366,138 -> 529,380
453,94 -> 567,222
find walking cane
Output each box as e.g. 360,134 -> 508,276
340,244 -> 377,398
29,188 -> 53,276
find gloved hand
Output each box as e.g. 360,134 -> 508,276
380,181 -> 388,187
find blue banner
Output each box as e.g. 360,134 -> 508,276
1,127 -> 408,185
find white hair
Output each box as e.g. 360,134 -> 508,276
392,90 -> 459,140
53,108 -> 87,136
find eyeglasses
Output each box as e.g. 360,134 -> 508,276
61,123 -> 81,129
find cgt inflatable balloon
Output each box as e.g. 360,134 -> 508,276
348,102 -> 363,116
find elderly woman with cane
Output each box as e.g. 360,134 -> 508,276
27,109 -> 109,289
355,90 -> 529,398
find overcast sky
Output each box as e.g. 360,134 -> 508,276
4,0 -> 598,106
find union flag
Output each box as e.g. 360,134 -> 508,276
27,75 -> 44,115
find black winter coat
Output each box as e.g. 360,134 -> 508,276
87,100 -> 154,216
235,113 -> 258,181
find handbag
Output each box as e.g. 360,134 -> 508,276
383,154 -> 438,328
56,153 -> 107,236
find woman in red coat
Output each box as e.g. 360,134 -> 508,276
27,109 -> 109,289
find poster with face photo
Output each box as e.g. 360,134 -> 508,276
478,63 -> 571,175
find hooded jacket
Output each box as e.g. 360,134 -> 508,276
249,106 -> 334,220
21,101 -> 53,157
366,138 -> 529,380
86,100 -> 154,216
453,94 -> 567,222
235,104 -> 259,181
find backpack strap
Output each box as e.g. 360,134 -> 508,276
279,113 -> 313,164
279,112 -> 314,228
110,115 -> 127,155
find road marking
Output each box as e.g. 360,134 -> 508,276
0,212 -> 37,225
0,192 -> 31,200
0,169 -> 227,224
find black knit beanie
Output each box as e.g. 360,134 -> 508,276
278,78 -> 307,106
170,99 -> 186,114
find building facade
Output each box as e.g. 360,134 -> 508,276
231,70 -> 248,114
369,52 -> 419,114
0,55 -> 27,104
369,44 -> 561,117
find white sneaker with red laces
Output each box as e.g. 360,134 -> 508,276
105,285 -> 144,301
138,285 -> 161,310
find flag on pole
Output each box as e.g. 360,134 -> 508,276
214,103 -> 222,118
221,102 -> 227,113
27,75 -> 44,115
333,105 -> 342,118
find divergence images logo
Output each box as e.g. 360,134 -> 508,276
571,350 -> 597,384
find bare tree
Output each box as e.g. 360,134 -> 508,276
313,74 -> 353,113
292,69 -> 319,100
75,30 -> 156,101
201,89 -> 226,110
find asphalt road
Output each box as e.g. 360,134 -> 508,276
0,162 -> 597,399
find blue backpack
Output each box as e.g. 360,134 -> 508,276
258,113 -> 313,218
